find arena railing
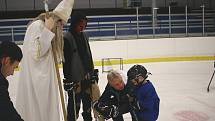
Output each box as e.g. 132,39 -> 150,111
0,12 -> 215,42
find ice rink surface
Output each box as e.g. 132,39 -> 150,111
7,61 -> 215,121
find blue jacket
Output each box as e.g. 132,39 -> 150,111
134,80 -> 160,121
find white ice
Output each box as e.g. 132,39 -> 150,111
7,61 -> 215,121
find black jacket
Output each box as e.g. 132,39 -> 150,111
0,69 -> 24,121
63,31 -> 94,83
99,84 -> 130,108
94,84 -> 133,119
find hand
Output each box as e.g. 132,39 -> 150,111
45,17 -> 55,30
127,94 -> 135,102
93,101 -> 119,119
130,98 -> 141,111
63,79 -> 78,91
89,69 -> 99,83
126,94 -> 141,111
109,105 -> 119,118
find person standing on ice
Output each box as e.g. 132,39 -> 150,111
63,11 -> 103,121
127,64 -> 160,121
0,41 -> 23,121
15,0 -> 74,121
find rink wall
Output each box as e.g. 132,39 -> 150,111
17,36 -> 215,67
89,37 -> 215,66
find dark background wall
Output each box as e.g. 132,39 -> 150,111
0,0 -> 214,19
1,0 -> 215,11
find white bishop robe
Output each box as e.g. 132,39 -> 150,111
15,20 -> 61,121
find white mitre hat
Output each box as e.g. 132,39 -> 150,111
53,0 -> 74,23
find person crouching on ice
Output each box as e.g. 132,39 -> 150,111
127,64 -> 160,121
93,70 -> 138,121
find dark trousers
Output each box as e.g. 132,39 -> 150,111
67,90 -> 92,121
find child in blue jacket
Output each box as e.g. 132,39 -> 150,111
127,64 -> 160,121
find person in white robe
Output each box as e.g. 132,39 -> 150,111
15,0 -> 74,121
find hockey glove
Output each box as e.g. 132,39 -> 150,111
131,98 -> 141,111
127,94 -> 141,111
63,79 -> 78,91
93,101 -> 119,120
89,69 -> 99,84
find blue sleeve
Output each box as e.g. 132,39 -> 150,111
137,85 -> 155,111
136,82 -> 160,121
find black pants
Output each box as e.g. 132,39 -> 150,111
67,90 -> 92,121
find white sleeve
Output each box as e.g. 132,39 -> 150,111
26,20 -> 55,60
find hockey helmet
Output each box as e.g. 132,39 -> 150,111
127,64 -> 150,81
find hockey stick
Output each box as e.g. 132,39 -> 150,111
129,106 -> 139,121
52,43 -> 68,121
207,61 -> 215,92
43,0 -> 67,121
126,93 -> 139,121
72,89 -> 77,121
207,70 -> 215,92
90,82 -> 105,121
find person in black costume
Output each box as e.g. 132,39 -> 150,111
63,11 -> 101,121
